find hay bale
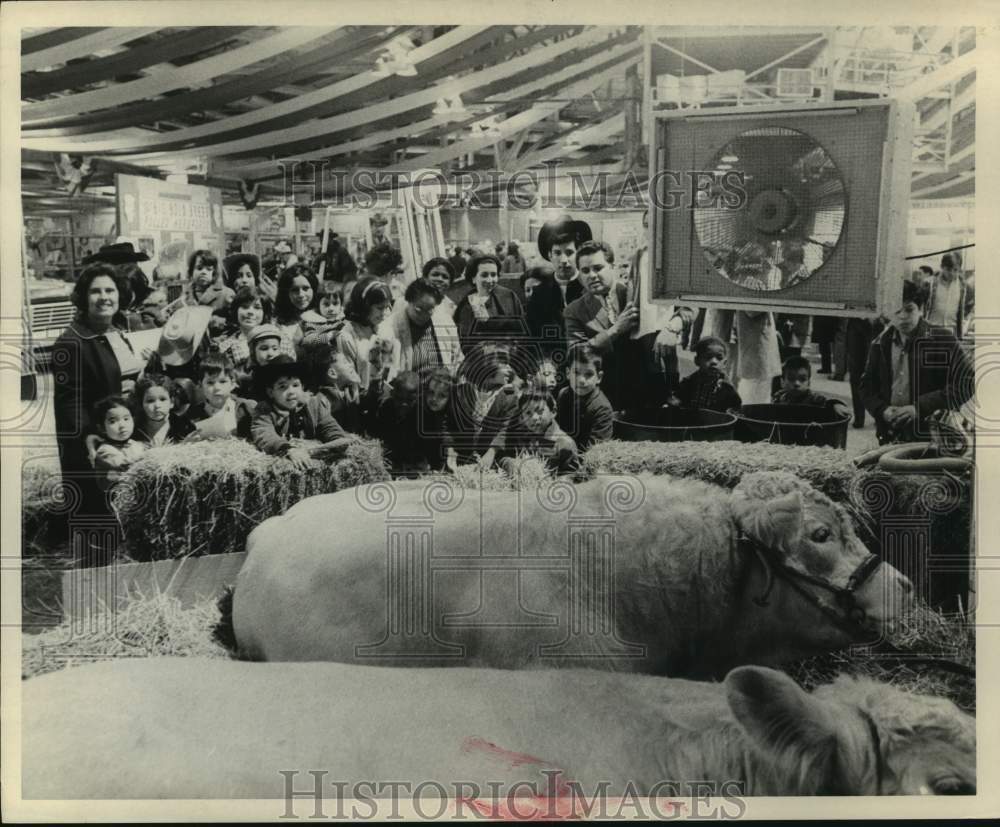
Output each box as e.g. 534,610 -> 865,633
114,439 -> 389,561
583,440 -> 860,502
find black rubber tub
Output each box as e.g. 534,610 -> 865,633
613,408 -> 737,443
736,403 -> 850,450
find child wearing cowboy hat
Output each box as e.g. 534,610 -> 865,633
250,355 -> 358,469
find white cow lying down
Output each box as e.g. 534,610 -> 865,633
227,472 -> 912,675
21,658 -> 974,800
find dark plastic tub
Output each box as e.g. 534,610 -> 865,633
613,408 -> 737,443
736,403 -> 850,450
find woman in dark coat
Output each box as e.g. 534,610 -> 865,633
52,264 -> 136,524
453,254 -> 526,355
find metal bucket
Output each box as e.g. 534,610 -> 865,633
613,407 -> 737,443
736,403 -> 850,450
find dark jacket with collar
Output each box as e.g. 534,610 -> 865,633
564,283 -> 637,410
556,385 -> 614,452
250,395 -> 350,456
52,319 -> 129,475
564,282 -> 631,353
561,277 -> 585,306
454,285 -> 527,353
860,318 -> 974,442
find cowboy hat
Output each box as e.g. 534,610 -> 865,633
536,215 -> 593,262
223,252 -> 261,278
81,241 -> 150,266
252,354 -> 311,394
157,305 -> 214,367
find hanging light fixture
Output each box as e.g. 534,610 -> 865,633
433,93 -> 468,120
373,35 -> 418,77
474,115 -> 504,139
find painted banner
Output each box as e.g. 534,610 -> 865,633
116,174 -> 224,280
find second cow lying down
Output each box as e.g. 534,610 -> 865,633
227,471 -> 912,675
21,658 -> 974,800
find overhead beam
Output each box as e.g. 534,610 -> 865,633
385,53 -> 639,173
23,26 -> 598,156
744,34 -> 827,82
896,49 -> 976,101
21,27 -> 159,73
23,28 -> 336,122
910,170 -> 974,198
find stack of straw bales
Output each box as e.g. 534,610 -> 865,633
114,439 -> 389,560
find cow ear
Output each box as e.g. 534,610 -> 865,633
733,489 -> 803,550
725,666 -> 840,788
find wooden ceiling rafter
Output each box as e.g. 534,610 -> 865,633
25,28 -> 406,137
22,27 -> 161,73
22,27 -> 254,98
218,27 -> 631,169
215,27 -> 521,161
387,50 -> 640,173
116,27 -> 621,162
23,27 -> 337,123
22,28 -> 104,55
22,26 -> 498,155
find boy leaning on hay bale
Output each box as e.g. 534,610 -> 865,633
249,355 -> 360,470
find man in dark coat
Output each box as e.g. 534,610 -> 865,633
564,241 -> 639,410
537,215 -> 591,307
313,232 -> 358,283
860,281 -> 974,444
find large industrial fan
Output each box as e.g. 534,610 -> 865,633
648,100 -> 914,317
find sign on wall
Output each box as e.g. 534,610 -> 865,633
116,174 -> 224,280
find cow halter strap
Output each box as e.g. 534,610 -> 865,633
738,532 -> 882,634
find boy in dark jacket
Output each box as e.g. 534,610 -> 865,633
860,281 -> 974,444
186,352 -> 256,439
250,356 -> 357,468
772,355 -> 850,418
370,371 -> 426,474
502,390 -> 580,476
556,345 -> 614,452
672,337 -> 742,413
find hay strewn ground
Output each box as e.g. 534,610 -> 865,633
22,592 -> 227,680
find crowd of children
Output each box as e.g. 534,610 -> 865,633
81,238 -> 858,491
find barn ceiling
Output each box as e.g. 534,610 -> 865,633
19,25 -> 977,207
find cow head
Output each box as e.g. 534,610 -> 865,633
730,471 -> 913,647
725,666 -> 975,795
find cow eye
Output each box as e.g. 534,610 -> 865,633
933,778 -> 974,795
810,527 -> 832,543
